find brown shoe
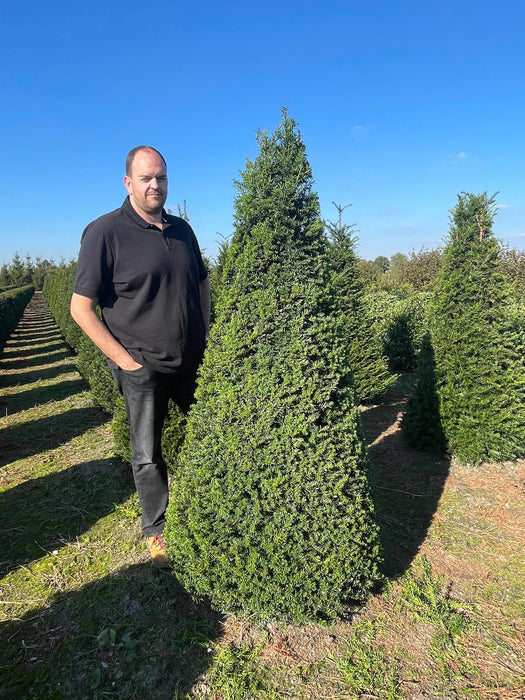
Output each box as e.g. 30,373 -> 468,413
146,534 -> 170,568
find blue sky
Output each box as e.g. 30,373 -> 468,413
1,0 -> 524,265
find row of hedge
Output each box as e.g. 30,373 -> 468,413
43,264 -> 119,420
42,262 -> 429,462
0,285 -> 35,351
42,267 -> 184,466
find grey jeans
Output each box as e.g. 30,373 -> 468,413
111,364 -> 196,536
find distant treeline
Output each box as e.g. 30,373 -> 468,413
0,254 -> 73,291
359,244 -> 525,297
3,241 -> 524,297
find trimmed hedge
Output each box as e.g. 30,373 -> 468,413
42,264 -> 185,469
0,285 -> 34,351
43,265 -> 118,415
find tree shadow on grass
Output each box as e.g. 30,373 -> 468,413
0,406 -> 107,468
360,374 -> 451,578
0,564 -> 224,699
0,457 -> 135,577
0,377 -> 88,415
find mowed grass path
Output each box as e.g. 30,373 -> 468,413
1,292 -> 524,699
0,293 -> 223,699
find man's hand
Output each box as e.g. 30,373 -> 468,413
70,293 -> 141,370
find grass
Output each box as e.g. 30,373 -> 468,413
1,292 -> 524,699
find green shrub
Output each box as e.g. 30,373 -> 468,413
76,333 -> 117,413
0,285 -> 34,350
164,111 -> 381,623
364,290 -> 430,372
402,333 -> 446,453
326,205 -> 395,402
43,266 -> 120,418
428,192 -> 525,464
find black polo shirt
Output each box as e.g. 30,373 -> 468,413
74,197 -> 208,375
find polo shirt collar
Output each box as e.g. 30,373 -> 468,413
121,196 -> 169,229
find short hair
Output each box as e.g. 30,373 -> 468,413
125,146 -> 167,176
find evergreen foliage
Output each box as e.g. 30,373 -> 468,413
326,203 -> 394,402
364,289 -> 430,372
164,112 -> 381,623
0,285 -> 34,351
1,253 -> 58,290
208,236 -> 231,324
402,333 -> 446,453
43,266 -> 119,417
384,314 -> 417,372
428,192 -> 525,463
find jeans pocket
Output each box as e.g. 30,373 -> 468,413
122,364 -> 146,374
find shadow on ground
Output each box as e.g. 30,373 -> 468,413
1,349 -> 72,370
1,339 -> 68,360
360,375 -> 451,578
0,362 -> 77,387
0,406 -> 108,468
0,377 -> 88,414
0,563 -> 224,699
0,456 -> 135,577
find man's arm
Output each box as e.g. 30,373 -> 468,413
70,293 -> 142,371
199,277 -> 211,340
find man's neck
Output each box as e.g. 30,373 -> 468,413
129,198 -> 164,228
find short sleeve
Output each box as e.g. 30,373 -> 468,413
73,223 -> 114,300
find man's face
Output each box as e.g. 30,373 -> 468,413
124,149 -> 168,218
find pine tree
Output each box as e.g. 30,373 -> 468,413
9,253 -> 29,287
326,203 -> 394,401
164,111 -> 381,623
428,192 -> 525,463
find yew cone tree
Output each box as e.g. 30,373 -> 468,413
428,192 -> 525,464
326,203 -> 394,402
164,112 -> 381,623
402,333 -> 446,454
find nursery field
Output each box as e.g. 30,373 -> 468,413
0,292 -> 524,699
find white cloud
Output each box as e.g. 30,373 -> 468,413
495,203 -> 512,209
448,151 -> 471,165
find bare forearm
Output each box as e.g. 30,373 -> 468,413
70,293 -> 141,370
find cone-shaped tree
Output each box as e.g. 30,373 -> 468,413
326,203 -> 395,402
428,192 -> 525,464
402,333 -> 446,454
164,112 -> 381,623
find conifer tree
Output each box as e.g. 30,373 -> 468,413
326,203 -> 394,401
164,112 -> 381,623
9,253 -> 29,287
402,333 -> 446,453
428,192 -> 525,463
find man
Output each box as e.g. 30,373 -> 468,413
71,146 -> 211,566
